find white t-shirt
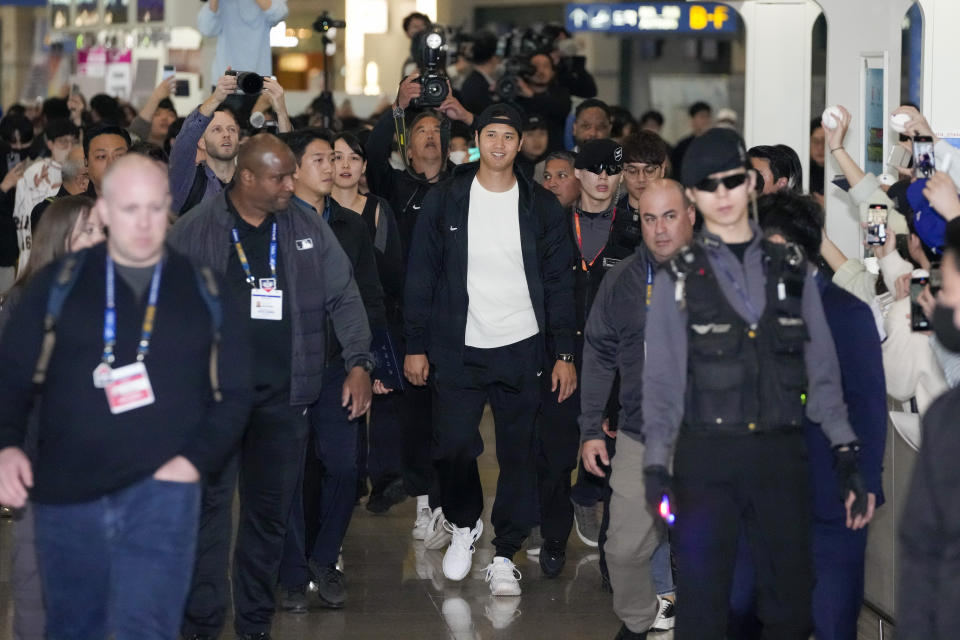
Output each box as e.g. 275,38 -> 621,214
465,177 -> 539,348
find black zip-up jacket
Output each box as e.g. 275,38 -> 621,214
578,245 -> 656,443
292,196 -> 386,365
0,244 -> 252,503
404,162 -> 575,371
168,190 -> 373,407
899,385 -> 960,639
514,85 -> 573,154
567,199 -> 643,334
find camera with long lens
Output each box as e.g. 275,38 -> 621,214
496,55 -> 536,102
225,69 -> 265,95
313,10 -> 346,33
494,28 -> 548,102
411,27 -> 450,108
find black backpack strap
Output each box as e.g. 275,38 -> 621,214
178,164 -> 209,216
33,251 -> 87,385
193,265 -> 223,402
360,194 -> 379,241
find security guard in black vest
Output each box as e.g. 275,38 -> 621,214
640,128 -> 870,639
537,139 -> 641,577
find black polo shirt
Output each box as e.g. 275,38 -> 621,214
225,189 -> 292,406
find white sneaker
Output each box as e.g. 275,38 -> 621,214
424,507 -> 453,550
442,519 -> 483,581
484,556 -> 522,596
651,595 -> 676,631
412,505 -> 432,540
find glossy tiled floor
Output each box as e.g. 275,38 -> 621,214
0,406 -> 889,639
0,407 -> 634,640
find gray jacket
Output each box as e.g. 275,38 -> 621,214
641,222 -> 857,469
579,244 -> 657,444
168,190 -> 372,406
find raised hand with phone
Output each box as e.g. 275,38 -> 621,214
129,73 -> 178,145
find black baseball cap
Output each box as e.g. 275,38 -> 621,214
575,138 -> 623,171
475,103 -> 524,137
523,114 -> 548,132
680,127 -> 748,187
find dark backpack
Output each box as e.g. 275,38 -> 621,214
178,164 -> 209,216
32,250 -> 224,401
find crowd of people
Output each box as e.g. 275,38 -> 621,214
0,3 -> 955,640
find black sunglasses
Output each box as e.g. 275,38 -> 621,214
583,162 -> 623,176
695,172 -> 748,192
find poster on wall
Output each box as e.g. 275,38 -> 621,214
75,1 -> 100,28
105,49 -> 133,99
77,47 -> 108,78
863,62 -> 885,177
49,0 -> 70,30
105,0 -> 130,25
138,0 -> 164,23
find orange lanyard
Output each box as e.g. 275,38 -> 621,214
574,207 -> 616,271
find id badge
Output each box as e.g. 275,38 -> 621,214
251,288 -> 283,320
104,362 -> 156,415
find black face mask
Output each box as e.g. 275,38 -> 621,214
932,304 -> 960,353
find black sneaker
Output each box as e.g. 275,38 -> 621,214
183,636 -> 216,640
279,585 -> 308,614
613,623 -> 647,639
539,539 -> 566,578
237,634 -> 271,640
312,564 -> 347,609
366,475 -> 407,514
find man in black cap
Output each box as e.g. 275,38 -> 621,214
537,138 -> 640,577
404,102 -> 575,596
640,128 -> 871,639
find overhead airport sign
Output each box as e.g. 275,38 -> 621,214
565,3 -> 739,34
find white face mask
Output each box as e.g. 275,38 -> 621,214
448,150 -> 468,165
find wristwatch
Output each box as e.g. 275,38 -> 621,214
356,358 -> 376,374
557,353 -> 575,363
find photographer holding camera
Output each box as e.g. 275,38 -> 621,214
170,69 -> 291,215
513,51 -> 572,154
198,0 -> 287,91
541,25 -> 598,100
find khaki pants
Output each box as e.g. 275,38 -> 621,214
605,433 -> 662,633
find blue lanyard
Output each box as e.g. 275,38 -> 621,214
231,223 -> 277,288
646,261 -> 654,310
103,255 -> 164,365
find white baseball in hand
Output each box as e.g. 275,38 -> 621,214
890,112 -> 910,134
822,106 -> 842,130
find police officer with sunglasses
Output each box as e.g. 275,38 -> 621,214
640,128 -> 870,639
536,139 -> 643,578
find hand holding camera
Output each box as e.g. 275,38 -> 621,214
395,73 -> 422,110
211,69 -> 239,104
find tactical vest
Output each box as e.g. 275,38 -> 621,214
668,239 -> 809,434
571,207 -> 642,331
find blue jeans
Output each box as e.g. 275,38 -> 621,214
34,475 -> 201,640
